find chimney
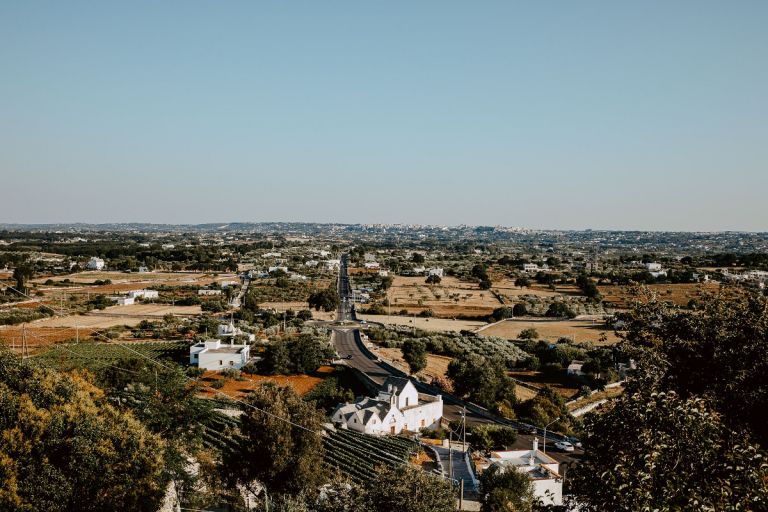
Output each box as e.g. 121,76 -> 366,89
533,437 -> 539,452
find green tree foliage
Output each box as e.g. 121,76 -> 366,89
12,263 -> 34,293
514,277 -> 530,289
411,252 -> 426,264
366,464 -> 455,512
308,287 -> 339,312
514,386 -> 570,432
512,303 -> 528,316
447,354 -> 516,411
225,382 -> 327,497
260,334 -> 333,375
425,274 -> 442,284
619,290 -> 768,445
544,302 -> 574,318
402,338 -> 428,374
0,350 -> 167,511
575,273 -> 601,300
479,464 -> 536,512
468,424 -> 518,451
518,327 -> 539,340
491,307 -> 514,321
569,390 -> 768,511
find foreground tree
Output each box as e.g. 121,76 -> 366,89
366,464 -> 455,512
569,390 -> 768,511
308,287 -> 339,312
225,382 -> 327,497
0,350 -> 167,511
479,464 -> 536,512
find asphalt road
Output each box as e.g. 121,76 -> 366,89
329,254 -> 583,471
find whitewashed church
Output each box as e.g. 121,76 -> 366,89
331,377 -> 443,435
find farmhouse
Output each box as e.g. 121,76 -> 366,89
331,377 -> 443,435
198,288 -> 223,296
426,267 -> 444,278
86,257 -> 105,270
364,262 -> 380,269
483,439 -> 563,507
567,360 -> 585,376
127,289 -> 159,299
110,296 -> 135,306
189,339 -> 251,371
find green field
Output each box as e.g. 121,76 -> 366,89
33,340 -> 189,371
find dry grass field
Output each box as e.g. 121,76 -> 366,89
509,370 -> 580,400
358,314 -> 486,333
4,304 -> 204,331
479,318 -> 620,345
0,326 -> 94,352
260,301 -> 336,321
385,275 -> 504,318
598,282 -> 722,309
199,366 -> 334,399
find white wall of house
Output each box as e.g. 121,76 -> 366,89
190,339 -> 250,371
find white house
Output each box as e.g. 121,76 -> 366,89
426,267 -> 444,278
263,252 -> 282,258
331,377 -> 443,435
161,244 -> 175,250
522,263 -> 539,273
364,262 -> 380,270
484,439 -> 563,507
645,262 -> 663,272
324,260 -> 341,271
567,360 -> 585,376
198,288 -> 223,296
189,339 -> 251,371
110,296 -> 135,306
305,260 -> 320,268
268,266 -> 289,274
127,289 -> 159,299
86,257 -> 105,270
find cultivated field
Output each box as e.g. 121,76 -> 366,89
358,314 -> 486,333
478,318 -> 620,345
260,301 -> 336,321
199,366 -> 334,399
5,304 -> 204,331
33,270 -> 237,286
0,326 -> 94,352
384,275 -> 504,318
598,282 -> 722,309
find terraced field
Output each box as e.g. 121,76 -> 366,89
33,340 -> 189,371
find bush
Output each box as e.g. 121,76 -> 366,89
518,327 -> 539,340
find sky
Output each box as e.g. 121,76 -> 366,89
1,1 -> 766,231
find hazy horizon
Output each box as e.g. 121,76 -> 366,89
2,1 -> 767,231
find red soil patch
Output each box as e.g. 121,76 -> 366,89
199,365 -> 334,399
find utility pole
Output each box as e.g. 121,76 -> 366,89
76,325 -> 79,344
449,430 -> 453,482
459,479 -> 464,510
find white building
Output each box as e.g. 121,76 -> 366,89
263,252 -> 282,258
645,262 -> 663,272
189,339 -> 251,371
426,267 -> 444,278
364,262 -> 380,270
268,266 -> 289,274
110,296 -> 135,306
86,257 -> 105,270
161,244 -> 175,250
331,377 -> 443,435
522,263 -> 539,273
484,439 -> 563,507
198,288 -> 223,296
127,289 -> 159,299
567,360 -> 585,376
305,260 -> 320,268
324,260 -> 341,271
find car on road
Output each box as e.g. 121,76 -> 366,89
566,436 -> 583,448
345,354 -> 353,359
522,424 -> 538,435
554,441 -> 575,452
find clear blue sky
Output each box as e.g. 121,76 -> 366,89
1,1 -> 766,230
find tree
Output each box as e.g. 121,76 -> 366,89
425,274 -> 442,285
491,307 -> 514,321
512,303 -> 527,316
447,354 -> 516,411
479,464 -> 536,512
469,425 -> 518,451
411,253 -> 426,264
225,382 -> 327,497
569,390 -> 768,511
619,290 -> 768,445
0,349 -> 167,511
12,263 -> 34,293
308,287 -> 339,312
402,338 -> 428,374
518,328 -> 538,340
366,464 -> 455,512
513,277 -> 530,289
545,302 -> 573,318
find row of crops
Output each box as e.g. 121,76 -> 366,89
33,340 -> 189,371
200,411 -> 242,454
322,428 -> 419,482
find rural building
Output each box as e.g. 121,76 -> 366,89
324,260 -> 341,271
645,262 -> 663,272
127,289 -> 159,299
567,360 -> 585,376
483,439 -> 563,507
268,266 -> 289,274
86,257 -> 105,270
364,262 -> 380,269
426,267 -> 444,278
331,377 -> 443,435
220,281 -> 237,288
262,252 -> 282,258
189,339 -> 251,371
110,296 -> 135,306
198,288 -> 223,296
161,244 -> 175,250
305,260 -> 319,267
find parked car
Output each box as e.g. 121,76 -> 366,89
566,436 -> 583,448
522,424 -> 538,435
554,441 -> 575,452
